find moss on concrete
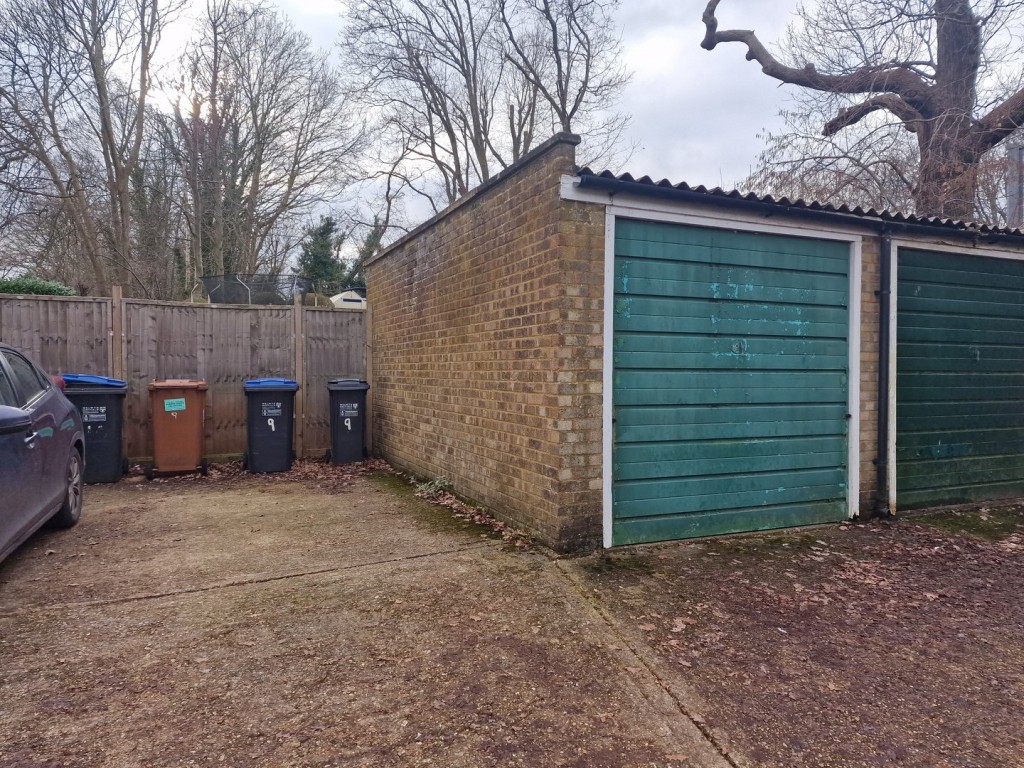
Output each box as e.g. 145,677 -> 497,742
912,505 -> 1024,541
367,471 -> 503,540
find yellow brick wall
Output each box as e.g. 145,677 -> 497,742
365,135 -> 605,550
859,236 -> 881,515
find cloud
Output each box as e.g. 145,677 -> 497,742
615,0 -> 800,188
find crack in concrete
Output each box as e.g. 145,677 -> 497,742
0,542 -> 494,618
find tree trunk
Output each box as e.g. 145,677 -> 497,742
914,114 -> 982,220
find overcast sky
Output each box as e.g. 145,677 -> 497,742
615,1 -> 795,188
268,0 -> 799,190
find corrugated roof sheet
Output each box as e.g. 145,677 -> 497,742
576,167 -> 1024,238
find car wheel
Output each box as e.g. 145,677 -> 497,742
50,448 -> 83,529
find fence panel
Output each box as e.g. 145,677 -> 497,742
0,295 -> 111,374
206,305 -> 295,457
0,293 -> 366,462
124,301 -> 295,459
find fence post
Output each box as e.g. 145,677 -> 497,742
293,293 -> 305,458
111,285 -> 125,380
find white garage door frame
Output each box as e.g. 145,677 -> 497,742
561,178 -> 864,547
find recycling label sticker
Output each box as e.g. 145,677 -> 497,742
81,406 -> 107,423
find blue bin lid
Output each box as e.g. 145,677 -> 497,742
244,378 -> 299,392
63,373 -> 127,388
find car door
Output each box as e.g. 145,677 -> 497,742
0,362 -> 43,557
0,350 -> 64,513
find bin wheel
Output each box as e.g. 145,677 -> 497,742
200,461 -> 209,477
145,465 -> 155,480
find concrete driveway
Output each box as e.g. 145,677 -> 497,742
0,465 -> 725,768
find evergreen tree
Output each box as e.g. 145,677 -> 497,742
295,217 -> 345,293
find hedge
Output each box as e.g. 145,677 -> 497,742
0,277 -> 77,296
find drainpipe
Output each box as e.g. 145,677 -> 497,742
876,234 -> 894,517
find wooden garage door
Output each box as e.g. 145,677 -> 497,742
897,248 -> 1024,507
611,220 -> 851,546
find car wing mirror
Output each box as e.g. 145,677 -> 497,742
0,405 -> 33,436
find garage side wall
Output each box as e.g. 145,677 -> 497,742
365,135 -> 605,550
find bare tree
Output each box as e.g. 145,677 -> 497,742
132,109 -> 191,298
498,0 -> 630,166
702,0 -> 1024,220
0,112 -> 191,299
0,0 -> 177,295
742,110 -> 919,212
172,0 -> 248,282
173,1 -> 366,280
743,105 -> 1019,225
0,202 -> 88,289
341,0 -> 630,212
342,0 -> 511,206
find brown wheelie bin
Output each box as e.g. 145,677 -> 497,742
148,379 -> 208,477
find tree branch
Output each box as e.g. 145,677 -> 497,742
824,94 -> 924,136
976,87 -> 1024,151
701,0 -> 933,114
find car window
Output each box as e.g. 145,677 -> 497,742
0,367 -> 17,406
1,351 -> 48,406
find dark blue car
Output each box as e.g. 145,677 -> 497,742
0,343 -> 85,563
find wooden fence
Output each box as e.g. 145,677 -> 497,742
0,291 -> 367,462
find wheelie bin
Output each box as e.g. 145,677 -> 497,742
62,374 -> 128,483
327,379 -> 369,464
148,379 -> 207,477
243,378 -> 300,473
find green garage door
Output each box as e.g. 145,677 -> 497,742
612,219 -> 851,546
897,249 -> 1024,507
